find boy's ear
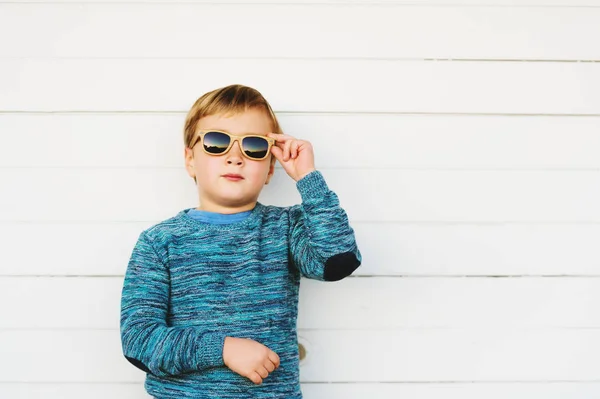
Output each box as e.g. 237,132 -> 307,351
184,147 -> 196,179
264,156 -> 276,185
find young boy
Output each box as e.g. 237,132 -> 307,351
120,84 -> 362,398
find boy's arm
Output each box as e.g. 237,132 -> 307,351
120,231 -> 226,378
288,170 -> 362,281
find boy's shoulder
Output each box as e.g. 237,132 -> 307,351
137,210 -> 188,243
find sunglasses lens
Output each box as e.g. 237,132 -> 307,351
203,131 -> 231,154
242,137 -> 270,159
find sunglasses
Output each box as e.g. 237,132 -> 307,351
190,130 -> 276,161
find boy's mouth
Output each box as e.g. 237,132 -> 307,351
222,173 -> 244,181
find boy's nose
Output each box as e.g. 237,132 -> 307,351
226,140 -> 244,165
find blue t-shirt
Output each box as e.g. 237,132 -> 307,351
186,208 -> 252,224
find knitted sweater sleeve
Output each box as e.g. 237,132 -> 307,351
288,170 -> 362,281
120,231 -> 226,377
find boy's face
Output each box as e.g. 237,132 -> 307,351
184,108 -> 276,213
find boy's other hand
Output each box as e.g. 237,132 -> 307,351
267,133 -> 316,182
223,336 -> 281,385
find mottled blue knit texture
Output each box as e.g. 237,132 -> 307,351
120,170 -> 362,399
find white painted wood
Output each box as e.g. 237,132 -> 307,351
6,0 -> 600,5
2,277 -> 600,329
2,1 -> 599,396
3,222 -> 600,276
300,383 -> 600,399
2,382 -> 600,399
2,113 -> 600,169
1,169 -> 599,222
0,384 -> 152,399
2,329 -> 599,382
2,4 -> 600,60
2,59 -> 600,114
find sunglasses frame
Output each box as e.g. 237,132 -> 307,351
190,130 -> 276,161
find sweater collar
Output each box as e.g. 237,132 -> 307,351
176,202 -> 264,231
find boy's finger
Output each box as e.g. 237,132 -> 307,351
264,360 -> 276,372
284,139 -> 293,161
256,366 -> 269,378
269,135 -> 286,150
273,140 -> 286,151
249,371 -> 263,385
268,132 -> 296,142
268,350 -> 281,367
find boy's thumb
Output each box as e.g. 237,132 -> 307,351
270,146 -> 284,161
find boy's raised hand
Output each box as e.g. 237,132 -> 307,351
267,133 -> 316,182
223,336 -> 281,385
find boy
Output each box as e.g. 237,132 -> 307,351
120,84 -> 362,398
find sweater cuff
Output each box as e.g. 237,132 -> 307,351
195,332 -> 226,369
296,170 -> 328,201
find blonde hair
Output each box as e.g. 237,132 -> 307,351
183,84 -> 283,149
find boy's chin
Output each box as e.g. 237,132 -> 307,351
215,193 -> 259,207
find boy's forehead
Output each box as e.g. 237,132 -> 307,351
198,127 -> 269,137
196,111 -> 273,135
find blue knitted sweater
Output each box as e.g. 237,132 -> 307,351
120,170 -> 362,399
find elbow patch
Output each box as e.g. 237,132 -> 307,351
125,356 -> 151,374
323,251 -> 361,281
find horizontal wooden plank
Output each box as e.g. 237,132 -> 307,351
2,277 -> 600,329
2,382 -> 600,399
1,169 -> 599,222
2,60 -> 599,114
296,382 -> 600,399
2,222 -> 599,276
6,0 -> 600,4
7,0 -> 600,4
2,4 -> 600,60
2,113 -> 600,169
2,329 -> 599,382
1,384 -> 153,399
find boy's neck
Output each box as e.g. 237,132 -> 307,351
196,201 -> 257,214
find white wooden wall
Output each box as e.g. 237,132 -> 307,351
1,1 -> 600,398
